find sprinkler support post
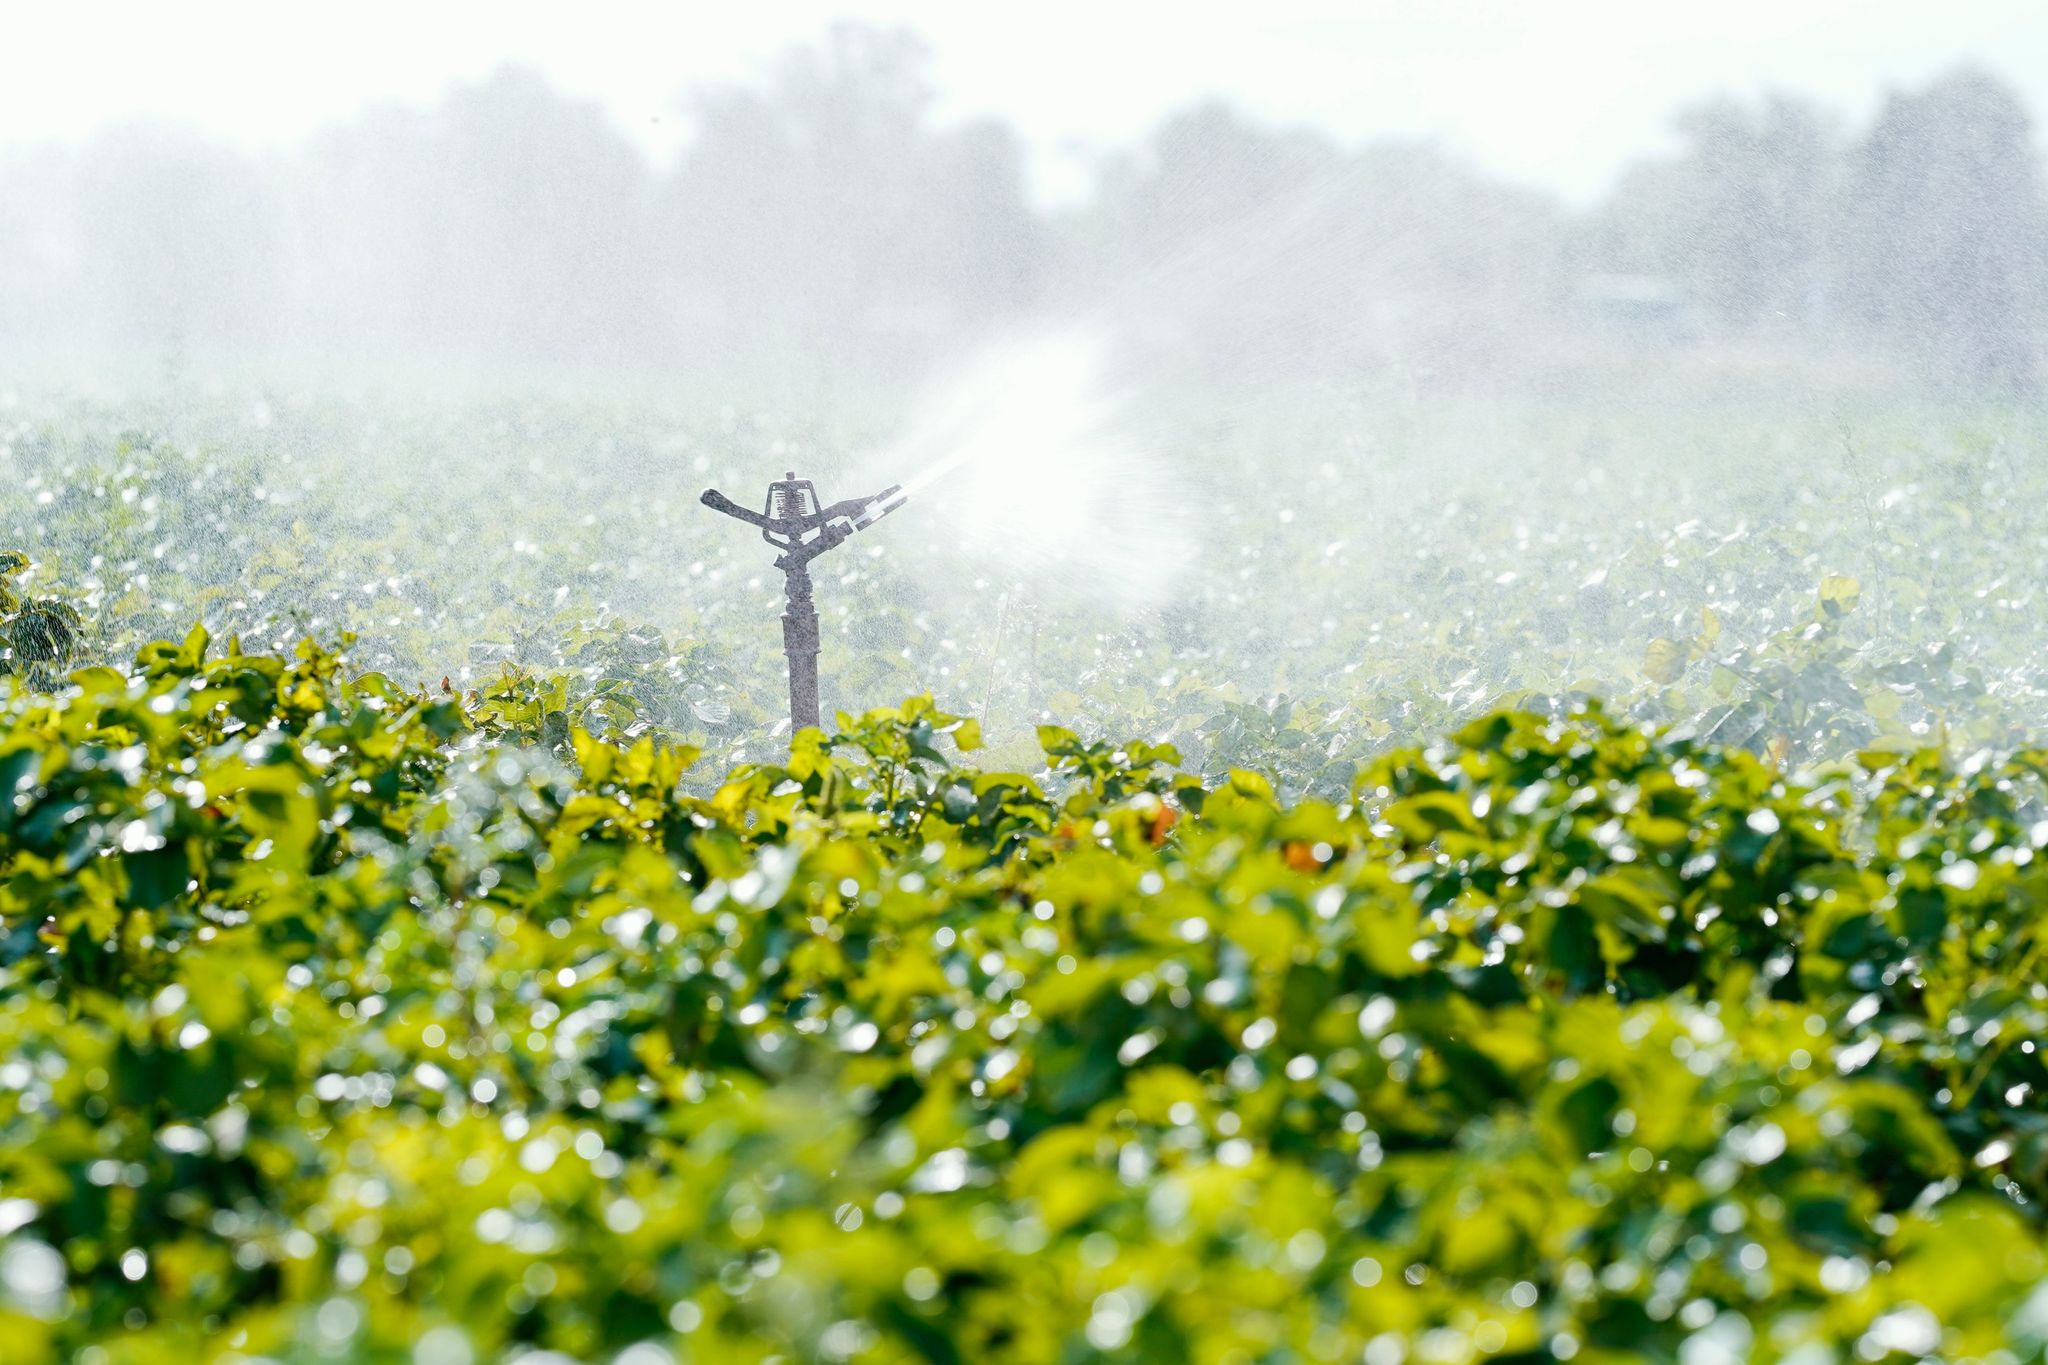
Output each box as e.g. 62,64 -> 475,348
700,471 -> 906,735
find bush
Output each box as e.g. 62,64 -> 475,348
5,628 -> 2048,1361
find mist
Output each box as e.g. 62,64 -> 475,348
7,22 -> 2043,395
2,13 -> 2047,779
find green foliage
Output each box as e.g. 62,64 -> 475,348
7,627 -> 2048,1361
11,394 -> 2048,800
9,392 -> 2048,1360
0,552 -> 83,692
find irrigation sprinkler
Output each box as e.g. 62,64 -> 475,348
701,471 -> 907,735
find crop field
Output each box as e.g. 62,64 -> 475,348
8,383 -> 2048,778
3,385 -> 2048,1363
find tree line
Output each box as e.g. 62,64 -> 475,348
0,25 -> 2041,391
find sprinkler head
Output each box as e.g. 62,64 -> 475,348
701,472 -> 906,571
700,470 -> 908,735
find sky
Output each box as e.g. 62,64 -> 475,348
5,1 -> 2048,205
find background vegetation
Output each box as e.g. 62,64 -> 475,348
0,25 -> 2043,393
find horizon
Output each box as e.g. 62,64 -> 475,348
6,2 -> 2048,208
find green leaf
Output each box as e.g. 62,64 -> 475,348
1819,573 -> 1862,616
1642,636 -> 1692,685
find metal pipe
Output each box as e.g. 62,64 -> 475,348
782,561 -> 820,730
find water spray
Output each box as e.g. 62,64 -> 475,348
701,471 -> 906,735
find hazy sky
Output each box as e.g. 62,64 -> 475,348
7,1 -> 2047,204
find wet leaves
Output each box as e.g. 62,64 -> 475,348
0,624 -> 2040,1360
2,399 -> 2048,1357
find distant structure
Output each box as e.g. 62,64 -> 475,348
1576,274 -> 1698,346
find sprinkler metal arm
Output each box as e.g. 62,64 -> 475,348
699,486 -> 906,548
700,477 -> 907,735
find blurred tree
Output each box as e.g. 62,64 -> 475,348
437,67 -> 659,363
3,32 -> 2043,398
0,148 -> 82,360
1838,68 -> 2048,389
1581,92 -> 1842,334
1071,106 -> 1561,384
1675,94 -> 1841,330
294,66 -> 656,369
1078,101 -> 1337,265
69,124 -> 286,363
660,23 -> 1044,385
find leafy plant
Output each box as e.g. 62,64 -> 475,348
0,552 -> 83,691
3,620 -> 2048,1360
7,389 -> 2048,1359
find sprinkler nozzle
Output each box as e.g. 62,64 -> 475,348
699,487 -> 750,520
853,484 -> 907,530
